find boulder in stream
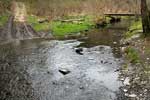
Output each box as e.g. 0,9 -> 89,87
59,68 -> 71,75
75,48 -> 83,55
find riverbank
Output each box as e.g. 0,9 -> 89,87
120,18 -> 150,100
27,15 -> 121,37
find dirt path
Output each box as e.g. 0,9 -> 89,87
0,2 -> 52,44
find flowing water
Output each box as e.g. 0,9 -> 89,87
0,19 -> 131,100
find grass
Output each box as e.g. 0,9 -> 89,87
126,47 -> 140,64
125,19 -> 142,38
51,19 -> 93,36
0,14 -> 9,27
105,16 -> 112,23
27,16 -> 51,31
27,15 -> 94,36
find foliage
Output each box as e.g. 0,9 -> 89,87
27,15 -> 51,31
126,47 -> 140,63
129,20 -> 142,31
0,14 -> 9,27
125,19 -> 142,38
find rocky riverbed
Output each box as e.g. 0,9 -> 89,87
0,19 -> 133,100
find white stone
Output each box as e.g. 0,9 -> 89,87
123,77 -> 130,85
123,89 -> 128,92
128,94 -> 137,98
120,78 -> 124,81
113,42 -> 117,44
125,93 -> 129,96
147,58 -> 150,60
121,47 -> 126,52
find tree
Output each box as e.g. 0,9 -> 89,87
141,0 -> 150,34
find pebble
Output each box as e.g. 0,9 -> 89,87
128,94 -> 137,98
146,58 -> 150,60
113,42 -> 117,44
88,57 -> 94,60
123,89 -> 128,92
47,71 -> 50,74
52,81 -> 57,85
79,86 -> 84,90
123,77 -> 130,85
120,78 -> 124,81
121,47 -> 126,52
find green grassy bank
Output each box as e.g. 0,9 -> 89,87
0,14 -> 9,27
27,15 -> 94,36
125,19 -> 142,38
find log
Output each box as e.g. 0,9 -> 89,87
60,18 -> 84,23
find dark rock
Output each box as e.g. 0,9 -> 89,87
47,71 -> 50,74
7,62 -> 12,66
5,92 -> 12,96
99,46 -> 105,51
115,69 -> 120,72
84,29 -> 88,32
110,17 -> 121,23
52,81 -> 58,85
79,86 -> 85,90
104,61 -> 108,64
109,62 -> 113,65
59,69 -> 71,75
75,48 -> 83,55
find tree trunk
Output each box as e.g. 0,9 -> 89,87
141,0 -> 150,34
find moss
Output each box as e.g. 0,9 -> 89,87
126,47 -> 140,64
105,16 -> 112,23
27,15 -> 51,31
125,19 -> 142,38
0,14 -> 9,27
50,20 -> 93,36
129,20 -> 142,31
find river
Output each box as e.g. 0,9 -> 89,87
0,19 -> 132,100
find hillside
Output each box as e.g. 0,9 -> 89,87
0,0 -> 140,17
